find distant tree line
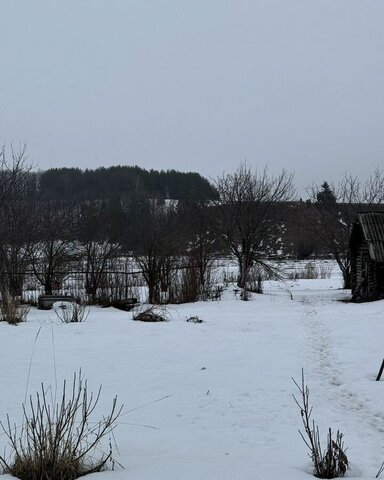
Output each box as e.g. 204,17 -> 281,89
25,165 -> 217,203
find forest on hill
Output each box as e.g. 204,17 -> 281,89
30,166 -> 217,202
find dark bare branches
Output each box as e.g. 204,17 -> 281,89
305,168 -> 384,288
212,163 -> 295,291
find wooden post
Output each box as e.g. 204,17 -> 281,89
376,359 -> 384,381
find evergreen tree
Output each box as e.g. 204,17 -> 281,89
316,181 -> 336,207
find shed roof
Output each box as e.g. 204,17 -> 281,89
356,212 -> 384,262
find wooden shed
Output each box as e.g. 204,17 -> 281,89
350,212 -> 384,301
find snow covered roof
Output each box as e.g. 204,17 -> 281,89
356,212 -> 384,262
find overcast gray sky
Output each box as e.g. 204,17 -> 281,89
1,1 -> 383,195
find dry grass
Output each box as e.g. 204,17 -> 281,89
54,301 -> 89,323
0,295 -> 29,324
292,370 -> 349,478
0,372 -> 122,480
287,262 -> 333,280
133,305 -> 169,322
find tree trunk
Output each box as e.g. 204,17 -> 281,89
148,281 -> 160,304
237,257 -> 252,289
85,278 -> 98,303
145,265 -> 161,304
335,256 -> 351,290
342,267 -> 351,290
44,281 -> 53,295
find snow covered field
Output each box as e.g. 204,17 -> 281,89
1,273 -> 384,480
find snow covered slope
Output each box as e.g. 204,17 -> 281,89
1,277 -> 383,479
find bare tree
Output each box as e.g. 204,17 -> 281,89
26,201 -> 76,294
212,163 -> 295,290
306,169 -> 384,289
78,202 -> 122,303
177,201 -> 220,294
0,143 -> 33,202
129,202 -> 179,304
0,201 -> 32,296
0,144 -> 34,301
83,241 -> 120,302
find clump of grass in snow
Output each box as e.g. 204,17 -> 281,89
186,315 -> 204,323
0,372 -> 122,480
292,370 -> 349,479
133,305 -> 169,322
53,301 -> 89,323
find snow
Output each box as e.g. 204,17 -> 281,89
1,274 -> 384,479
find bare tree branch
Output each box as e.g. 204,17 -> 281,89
211,163 -> 295,291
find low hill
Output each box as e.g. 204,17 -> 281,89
35,165 -> 217,202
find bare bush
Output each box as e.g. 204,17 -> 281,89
240,289 -> 252,301
222,267 -> 238,287
292,371 -> 348,478
199,284 -> 224,301
288,263 -> 317,280
0,372 -> 122,480
0,294 -> 29,324
107,267 -> 142,305
287,262 -> 333,280
318,263 -> 333,279
246,266 -> 264,293
169,266 -> 200,304
54,301 -> 89,323
133,305 -> 169,322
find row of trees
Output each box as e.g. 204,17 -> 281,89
305,171 -> 384,288
1,144 -> 384,304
